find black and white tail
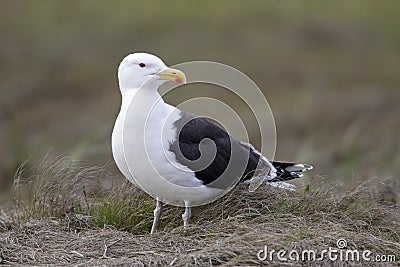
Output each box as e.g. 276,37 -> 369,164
269,161 -> 313,182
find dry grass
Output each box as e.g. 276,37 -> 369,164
0,158 -> 399,266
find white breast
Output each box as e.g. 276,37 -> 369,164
118,90 -> 222,206
111,91 -> 139,187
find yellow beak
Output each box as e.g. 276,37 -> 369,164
157,68 -> 186,84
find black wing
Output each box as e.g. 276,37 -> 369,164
169,112 -> 263,189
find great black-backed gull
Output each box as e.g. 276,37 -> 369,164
111,53 -> 313,234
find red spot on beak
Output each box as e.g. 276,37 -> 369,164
175,77 -> 183,83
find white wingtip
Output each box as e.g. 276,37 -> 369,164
285,164 -> 313,172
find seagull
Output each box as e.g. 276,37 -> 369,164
111,52 -> 313,234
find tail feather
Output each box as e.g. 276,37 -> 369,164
269,161 -> 313,182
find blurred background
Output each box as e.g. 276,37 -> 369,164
1,0 -> 399,200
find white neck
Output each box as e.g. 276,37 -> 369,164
119,85 -> 167,118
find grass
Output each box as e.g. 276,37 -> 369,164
0,157 -> 398,266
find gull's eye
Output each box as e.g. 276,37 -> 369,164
139,63 -> 146,68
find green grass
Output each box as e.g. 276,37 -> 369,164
92,185 -> 154,234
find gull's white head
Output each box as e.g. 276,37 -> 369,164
118,52 -> 186,93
